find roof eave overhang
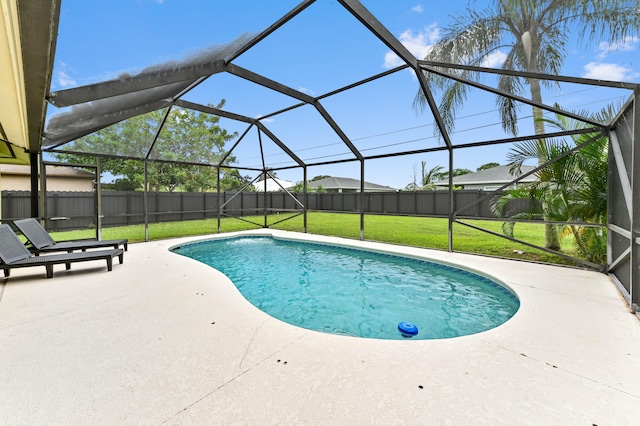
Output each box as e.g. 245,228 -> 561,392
16,0 -> 61,155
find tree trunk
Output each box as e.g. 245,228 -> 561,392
529,75 -> 561,250
570,225 -> 589,259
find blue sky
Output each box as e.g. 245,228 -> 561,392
49,1 -> 640,189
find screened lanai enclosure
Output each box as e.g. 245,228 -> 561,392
5,1 -> 638,313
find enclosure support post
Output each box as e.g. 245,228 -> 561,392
217,167 -> 221,233
360,160 -> 365,240
448,149 -> 454,252
38,152 -> 46,224
30,152 -> 39,219
303,166 -> 308,233
631,89 -> 640,313
263,171 -> 268,228
96,158 -> 102,241
143,160 -> 149,242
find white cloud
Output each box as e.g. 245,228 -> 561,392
480,51 -> 507,68
597,36 -> 640,59
581,36 -> 640,82
582,62 -> 637,81
383,24 -> 440,68
256,114 -> 276,123
298,86 -> 315,96
55,70 -> 76,88
411,5 -> 424,13
52,60 -> 78,89
384,51 -> 404,69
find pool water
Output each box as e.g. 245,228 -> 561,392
172,236 -> 519,340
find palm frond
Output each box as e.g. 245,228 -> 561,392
569,1 -> 640,47
414,5 -> 507,132
496,51 -> 526,135
505,137 -> 566,165
434,7 -> 505,65
491,185 -> 544,219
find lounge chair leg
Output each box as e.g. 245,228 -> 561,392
118,253 -> 124,264
107,257 -> 113,271
3,268 -> 9,278
46,265 -> 53,279
65,263 -> 71,270
124,242 -> 128,251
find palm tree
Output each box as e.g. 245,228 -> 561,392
492,104 -> 613,263
414,0 -> 640,249
421,162 -> 445,189
406,162 -> 444,190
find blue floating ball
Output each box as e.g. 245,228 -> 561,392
398,322 -> 419,338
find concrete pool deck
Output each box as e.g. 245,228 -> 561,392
1,229 -> 639,425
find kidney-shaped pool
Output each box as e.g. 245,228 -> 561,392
171,236 -> 519,340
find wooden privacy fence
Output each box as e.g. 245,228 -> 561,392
1,190 -> 533,231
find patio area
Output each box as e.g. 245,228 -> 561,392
1,229 -> 639,425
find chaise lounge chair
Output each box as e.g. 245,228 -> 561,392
0,224 -> 123,279
13,218 -> 128,254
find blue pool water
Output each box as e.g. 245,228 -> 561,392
172,236 -> 519,340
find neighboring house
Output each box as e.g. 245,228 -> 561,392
0,164 -> 95,192
308,176 -> 396,193
254,177 -> 295,192
433,165 -> 537,190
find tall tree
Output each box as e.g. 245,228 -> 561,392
477,162 -> 500,171
414,0 -> 640,249
492,104 -> 613,263
54,103 -> 239,192
434,168 -> 473,182
421,162 -> 445,189
406,163 -> 445,190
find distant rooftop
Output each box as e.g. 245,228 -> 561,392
308,177 -> 396,192
434,165 -> 537,187
0,164 -> 93,178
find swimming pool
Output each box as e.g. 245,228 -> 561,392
172,235 -> 519,340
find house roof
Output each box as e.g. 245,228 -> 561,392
0,1 -> 60,164
434,165 -> 537,186
0,164 -> 94,178
308,176 -> 396,191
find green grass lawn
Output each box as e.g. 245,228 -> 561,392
46,211 -> 586,266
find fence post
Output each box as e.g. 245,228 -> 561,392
3,192 -> 10,221
50,193 -> 58,231
180,192 -> 184,222
126,191 -> 131,226
155,191 -> 159,224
